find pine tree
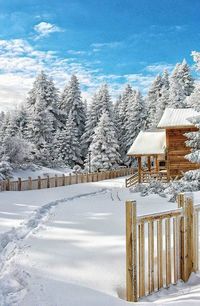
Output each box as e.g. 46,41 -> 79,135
97,83 -> 113,116
186,81 -> 200,109
61,111 -> 82,167
125,90 -> 146,152
169,60 -> 194,108
81,84 -> 113,160
155,70 -> 170,124
27,71 -> 61,133
60,75 -> 85,139
118,84 -> 133,162
81,93 -> 99,159
179,59 -> 194,97
185,116 -> 200,163
146,75 -> 163,129
88,112 -> 121,171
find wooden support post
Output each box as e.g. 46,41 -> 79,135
177,193 -> 184,208
38,176 -> 41,189
18,177 -> 22,191
28,177 -> 32,190
76,174 -> 78,184
148,156 -> 151,173
126,200 -> 137,302
138,157 -> 142,183
155,156 -> 159,173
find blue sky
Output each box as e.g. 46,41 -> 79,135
0,0 -> 200,110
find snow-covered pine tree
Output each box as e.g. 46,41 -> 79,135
118,84 -> 133,162
146,75 -> 163,129
184,53 -> 200,176
26,71 -> 61,134
169,60 -> 194,108
96,84 -> 113,116
155,70 -> 170,124
81,93 -> 99,159
88,112 -> 121,171
179,59 -> 194,97
60,75 -> 85,140
60,111 -> 82,167
81,84 -> 113,160
27,86 -> 54,166
125,90 -> 146,154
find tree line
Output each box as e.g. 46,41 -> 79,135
0,59 -> 196,178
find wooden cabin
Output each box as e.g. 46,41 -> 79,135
127,108 -> 200,183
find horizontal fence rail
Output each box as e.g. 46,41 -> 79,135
0,167 -> 134,192
125,193 -> 200,302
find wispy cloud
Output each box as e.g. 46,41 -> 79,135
34,22 -> 64,39
145,63 -> 174,74
67,50 -> 88,56
90,41 -> 123,52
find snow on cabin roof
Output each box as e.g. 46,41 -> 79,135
157,108 -> 199,128
127,130 -> 166,156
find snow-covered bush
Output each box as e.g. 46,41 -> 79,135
1,136 -> 34,167
0,160 -> 13,180
130,179 -> 167,197
72,165 -> 82,174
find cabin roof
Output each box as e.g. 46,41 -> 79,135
127,130 -> 166,156
157,108 -> 199,128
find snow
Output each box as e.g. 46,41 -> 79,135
0,177 -> 199,305
11,166 -> 72,181
127,130 -> 166,156
158,108 -> 199,128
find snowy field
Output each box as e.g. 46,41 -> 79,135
11,166 -> 72,181
0,176 -> 200,305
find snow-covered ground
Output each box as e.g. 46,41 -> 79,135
0,177 -> 199,305
11,166 -> 72,181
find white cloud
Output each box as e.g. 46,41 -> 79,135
34,22 -> 64,39
0,38 -> 169,111
145,63 -> 174,74
67,50 -> 88,56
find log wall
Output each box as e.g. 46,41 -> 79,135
166,128 -> 199,178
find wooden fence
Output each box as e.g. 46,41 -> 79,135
125,193 -> 200,302
0,167 -> 133,192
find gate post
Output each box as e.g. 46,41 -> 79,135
126,200 -> 137,302
180,193 -> 194,282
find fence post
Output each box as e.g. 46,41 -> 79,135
126,200 -> 137,302
28,177 -> 32,190
6,179 -> 10,191
38,176 -> 41,189
180,193 -> 194,282
55,174 -> 58,187
18,177 -> 22,191
62,174 -> 65,186
76,174 -> 78,184
69,173 -> 72,185
185,193 -> 194,279
47,175 -> 50,188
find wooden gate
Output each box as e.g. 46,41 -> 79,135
125,193 -> 200,302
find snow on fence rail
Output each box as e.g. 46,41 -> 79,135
125,193 -> 200,302
0,167 -> 133,192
